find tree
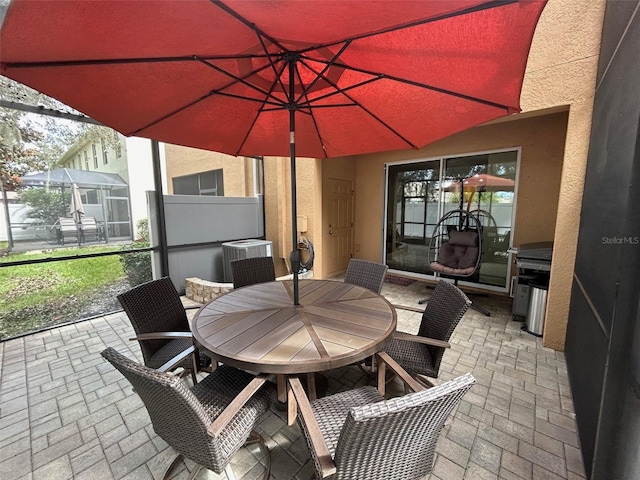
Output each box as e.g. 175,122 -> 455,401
1,77 -> 122,191
0,108 -> 47,191
18,187 -> 70,227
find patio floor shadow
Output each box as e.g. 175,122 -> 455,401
0,279 -> 585,479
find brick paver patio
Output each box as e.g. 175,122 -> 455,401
0,279 -> 585,479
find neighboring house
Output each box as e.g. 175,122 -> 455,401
57,133 -> 155,238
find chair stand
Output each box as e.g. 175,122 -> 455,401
419,280 -> 490,317
162,431 -> 271,480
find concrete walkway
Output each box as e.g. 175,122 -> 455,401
0,279 -> 585,479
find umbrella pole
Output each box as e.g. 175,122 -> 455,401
288,59 -> 300,305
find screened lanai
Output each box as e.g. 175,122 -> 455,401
14,167 -> 132,249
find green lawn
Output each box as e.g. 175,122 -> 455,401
0,246 -> 127,339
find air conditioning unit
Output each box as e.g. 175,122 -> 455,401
222,239 -> 273,283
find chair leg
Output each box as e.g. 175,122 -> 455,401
470,300 -> 491,316
245,431 -> 271,480
355,361 -> 372,377
187,465 -> 204,480
162,454 -> 186,480
224,464 -> 237,480
415,375 -> 435,388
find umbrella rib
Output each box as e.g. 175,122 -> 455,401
130,55 -> 288,135
211,0 -> 289,53
296,74 -> 382,109
197,57 -> 286,107
294,41 -> 352,105
128,91 -> 215,136
310,58 -> 516,112
294,60 -> 417,149
1,54 -> 279,69
234,62 -> 288,156
253,28 -> 290,104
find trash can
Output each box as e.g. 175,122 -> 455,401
523,279 -> 548,337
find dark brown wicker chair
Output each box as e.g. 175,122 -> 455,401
289,353 -> 475,480
117,277 -> 210,384
101,347 -> 276,480
230,256 -> 276,289
386,280 -> 471,387
343,259 -> 388,294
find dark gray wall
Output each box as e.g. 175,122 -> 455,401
566,2 -> 640,479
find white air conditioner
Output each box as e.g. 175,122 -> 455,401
222,239 -> 273,283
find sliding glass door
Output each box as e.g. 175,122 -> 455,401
384,149 -> 518,290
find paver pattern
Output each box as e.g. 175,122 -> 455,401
0,279 -> 585,479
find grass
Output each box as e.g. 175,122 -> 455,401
0,245 -> 127,339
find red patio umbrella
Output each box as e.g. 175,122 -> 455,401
0,0 -> 547,303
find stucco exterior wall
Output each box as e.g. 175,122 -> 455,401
519,0 -> 605,350
262,155 -> 321,277
163,144 -> 251,197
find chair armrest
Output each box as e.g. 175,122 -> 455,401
184,305 -> 201,311
392,304 -> 424,314
158,345 -> 196,372
207,374 -> 271,437
375,352 -> 424,393
392,331 -> 451,349
288,377 -> 337,478
130,331 -> 193,341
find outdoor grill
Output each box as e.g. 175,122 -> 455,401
511,242 -> 553,320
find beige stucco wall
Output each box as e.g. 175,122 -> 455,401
163,144 -> 252,197
519,0 -> 605,350
262,156 -> 321,277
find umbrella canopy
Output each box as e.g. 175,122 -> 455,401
69,182 -> 84,224
0,0 -> 547,158
0,0 -> 547,303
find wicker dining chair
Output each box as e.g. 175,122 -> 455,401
343,259 -> 388,294
385,280 -> 471,387
117,277 -> 210,384
231,256 -> 276,289
289,354 -> 475,480
101,347 -> 276,480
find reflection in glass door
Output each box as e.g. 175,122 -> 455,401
385,160 -> 441,275
384,149 -> 518,290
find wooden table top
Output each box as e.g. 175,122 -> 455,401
192,279 -> 397,374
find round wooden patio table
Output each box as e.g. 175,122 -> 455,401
192,279 -> 397,403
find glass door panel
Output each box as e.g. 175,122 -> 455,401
443,151 -> 517,288
385,150 -> 517,290
385,161 -> 440,275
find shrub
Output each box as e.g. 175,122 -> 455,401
119,218 -> 152,286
